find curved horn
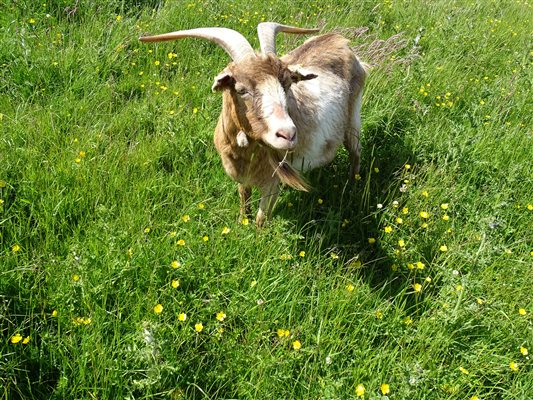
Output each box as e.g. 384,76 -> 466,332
139,27 -> 255,62
257,22 -> 320,55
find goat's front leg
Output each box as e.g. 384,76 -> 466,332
238,184 -> 252,220
255,182 -> 280,228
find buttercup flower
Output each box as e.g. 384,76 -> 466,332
178,313 -> 187,321
292,340 -> 302,350
355,384 -> 365,397
153,304 -> 163,314
216,311 -> 226,322
11,333 -> 23,344
380,383 -> 390,395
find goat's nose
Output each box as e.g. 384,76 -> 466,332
275,126 -> 296,142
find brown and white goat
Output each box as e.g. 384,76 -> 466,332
140,23 -> 367,226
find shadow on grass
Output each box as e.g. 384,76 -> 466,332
277,111 -> 417,297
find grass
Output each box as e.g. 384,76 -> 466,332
1,0 -> 532,398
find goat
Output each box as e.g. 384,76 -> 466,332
140,23 -> 367,226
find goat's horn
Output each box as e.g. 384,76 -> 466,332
139,27 -> 255,62
257,22 -> 320,55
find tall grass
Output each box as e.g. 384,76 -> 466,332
1,0 -> 531,398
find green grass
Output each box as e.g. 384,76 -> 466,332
1,0 -> 532,398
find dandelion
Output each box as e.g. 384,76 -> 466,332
459,366 -> 469,375
380,383 -> 390,395
299,250 -> 305,257
194,323 -> 204,332
241,218 -> 249,226
419,211 -> 429,219
182,214 -> 190,222
520,346 -> 528,356
355,383 -> 365,397
518,308 -> 526,315
509,361 -> 518,371
441,203 -> 449,210
384,226 -> 393,233
413,283 -> 422,292
171,279 -> 180,288
440,245 -> 448,252
216,311 -> 226,322
398,239 -> 406,247
346,284 -> 355,292
368,237 -> 376,244
177,239 -> 185,246
11,333 -> 23,344
221,226 -> 231,235
178,313 -> 187,321
72,274 -> 80,282
292,340 -> 302,350
12,244 -> 21,252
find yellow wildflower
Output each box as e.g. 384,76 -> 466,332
202,235 -> 209,242
346,284 -> 355,292
419,211 -> 429,219
459,366 -> 469,375
398,239 -> 405,247
442,214 -> 450,221
375,310 -> 383,319
368,237 -> 376,244
422,190 -> 429,197
178,313 -> 187,321
292,340 -> 302,350
171,260 -> 181,269
216,311 -> 226,322
51,310 -> 58,317
404,316 -> 413,325
153,304 -> 163,314
374,167 -> 380,173
198,203 -> 205,209
527,204 -> 533,211
402,207 -> 409,214
11,333 -> 23,344
380,383 -> 390,395
384,226 -> 393,233
317,198 -> 323,204
441,203 -> 449,210
177,239 -> 185,246
416,261 -> 425,269
22,336 -> 30,345
520,346 -> 528,356
355,384 -> 365,397
194,323 -> 203,332
241,218 -> 249,226
354,173 -> 362,181
421,222 -> 428,229
413,283 -> 422,292
456,284 -> 463,291
182,214 -> 190,222
12,244 -> 21,252
404,164 -> 411,170
396,217 -> 403,224
509,361 -> 518,371
277,329 -> 290,338
331,252 -> 339,259
144,227 -> 151,234
169,231 -> 177,237
299,251 -> 305,257
116,15 -> 122,22
221,226 -> 231,235
154,60 -> 160,66
171,279 -> 180,288
518,308 -> 526,315
440,245 -> 448,252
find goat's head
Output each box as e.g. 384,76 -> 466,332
140,23 -> 318,151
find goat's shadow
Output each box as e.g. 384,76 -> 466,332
275,112 -> 416,296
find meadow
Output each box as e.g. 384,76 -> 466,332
1,0 -> 532,398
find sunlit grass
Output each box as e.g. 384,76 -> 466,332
1,0 -> 532,399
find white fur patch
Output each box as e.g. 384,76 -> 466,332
236,131 -> 249,147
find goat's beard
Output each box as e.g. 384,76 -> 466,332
267,150 -> 309,192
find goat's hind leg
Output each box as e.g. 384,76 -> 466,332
344,91 -> 363,181
238,184 -> 252,221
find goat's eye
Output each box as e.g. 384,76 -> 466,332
236,87 -> 251,97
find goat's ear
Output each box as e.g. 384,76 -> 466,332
212,70 -> 235,92
288,65 -> 318,83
